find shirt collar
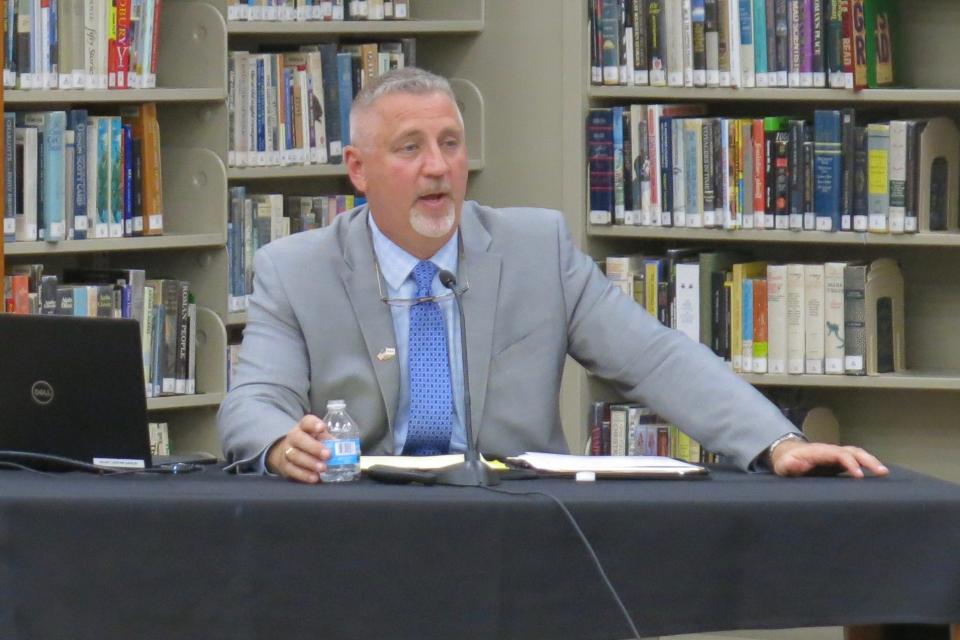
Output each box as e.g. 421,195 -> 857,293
368,212 -> 460,291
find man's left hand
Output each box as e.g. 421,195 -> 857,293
770,440 -> 890,478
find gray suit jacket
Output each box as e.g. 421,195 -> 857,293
218,202 -> 798,470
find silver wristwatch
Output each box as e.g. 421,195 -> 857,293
762,432 -> 809,468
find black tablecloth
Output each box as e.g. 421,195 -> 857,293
1,466 -> 958,640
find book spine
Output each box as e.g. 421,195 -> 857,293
814,109 -> 841,232
803,129 -> 814,230
850,0 -> 866,90
43,110 -> 66,241
774,0 -> 787,85
666,0 -> 684,86
319,43 -> 342,162
785,263 -> 806,374
122,123 -> 134,236
671,118 -> 685,227
587,108 -> 614,225
804,263 -> 824,374
648,0 -> 666,86
887,120 -> 907,234
788,119 -> 804,230
146,0 -> 159,88
3,113 -> 15,242
787,0 -> 801,86
852,125 -> 868,231
738,0 -> 754,87
69,110 -> 87,239
752,277 -> 768,373
701,118 -> 715,227
612,105 -> 625,224
752,118 -> 765,227
800,0 -> 812,87
839,108 -> 855,231
692,0 -> 707,86
109,116 -> 122,237
717,0 -> 730,86
682,0 -> 694,86
600,0 -> 621,84
705,0 -> 719,85
765,0 -> 776,85
903,120 -> 918,233
766,264 -> 787,373
811,0 -> 824,86
824,261 -> 846,374
843,264 -> 866,374
827,0 -> 843,87
752,0 -> 766,86
867,123 -> 889,233
741,277 -> 754,372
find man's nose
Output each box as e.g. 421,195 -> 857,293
421,141 -> 449,175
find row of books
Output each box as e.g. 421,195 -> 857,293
3,105 -> 163,243
228,188 -> 364,311
586,401 -> 718,463
3,265 -> 198,398
228,40 -> 414,167
589,0 -> 897,90
605,252 -> 905,376
3,0 -> 163,90
227,0 -> 410,21
587,104 -> 960,233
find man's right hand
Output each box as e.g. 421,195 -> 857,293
266,415 -> 332,483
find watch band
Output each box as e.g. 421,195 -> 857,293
763,432 -> 809,468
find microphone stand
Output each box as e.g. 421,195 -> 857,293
433,270 -> 500,486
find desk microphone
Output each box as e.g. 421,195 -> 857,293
431,269 -> 499,486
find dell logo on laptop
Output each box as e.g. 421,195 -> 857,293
30,381 -> 55,406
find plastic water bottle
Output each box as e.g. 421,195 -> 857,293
320,399 -> 361,483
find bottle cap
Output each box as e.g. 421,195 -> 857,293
327,399 -> 346,411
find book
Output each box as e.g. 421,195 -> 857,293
766,264 -> 788,374
804,263 -> 825,374
824,261 -> 846,374
786,263 -> 805,374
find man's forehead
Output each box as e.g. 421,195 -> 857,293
372,92 -> 463,127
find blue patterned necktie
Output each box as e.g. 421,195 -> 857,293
403,260 -> 453,455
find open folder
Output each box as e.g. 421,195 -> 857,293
361,453 -> 707,478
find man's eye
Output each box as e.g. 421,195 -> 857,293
442,139 -> 461,149
399,143 -> 419,154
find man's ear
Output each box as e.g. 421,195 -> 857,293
344,145 -> 367,194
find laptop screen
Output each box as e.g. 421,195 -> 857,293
0,314 -> 153,468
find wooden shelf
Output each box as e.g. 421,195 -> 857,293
5,88 -> 226,105
228,158 -> 484,180
588,225 -> 960,247
147,392 -> 226,411
228,19 -> 483,36
4,233 -> 226,256
741,371 -> 960,391
590,370 -> 960,391
588,86 -> 960,104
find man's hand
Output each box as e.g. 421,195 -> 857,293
266,415 -> 332,483
770,439 -> 889,478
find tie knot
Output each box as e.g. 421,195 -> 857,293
412,261 -> 438,295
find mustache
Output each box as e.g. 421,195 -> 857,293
417,183 -> 451,197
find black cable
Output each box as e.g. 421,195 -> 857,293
0,461 -> 58,475
478,485 -> 641,640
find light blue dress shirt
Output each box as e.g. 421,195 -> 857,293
368,214 -> 466,454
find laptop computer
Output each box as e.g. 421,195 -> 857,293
0,313 -> 156,470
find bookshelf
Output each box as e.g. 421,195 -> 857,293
216,0 -> 487,319
568,0 -> 960,483
1,1 -> 230,455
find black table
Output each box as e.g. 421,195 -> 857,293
1,466 -> 958,640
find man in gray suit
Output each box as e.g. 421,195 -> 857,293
218,67 -> 887,483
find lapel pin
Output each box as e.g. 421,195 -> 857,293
377,347 -> 397,361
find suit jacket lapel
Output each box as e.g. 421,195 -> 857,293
340,207 -> 400,447
459,204 -> 500,449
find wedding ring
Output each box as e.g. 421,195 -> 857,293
284,446 -> 296,459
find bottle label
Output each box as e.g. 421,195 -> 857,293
327,438 -> 360,467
